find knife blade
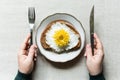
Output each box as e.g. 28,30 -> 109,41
90,6 -> 94,54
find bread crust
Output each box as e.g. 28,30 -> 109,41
40,20 -> 81,52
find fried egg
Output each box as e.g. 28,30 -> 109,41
45,22 -> 79,52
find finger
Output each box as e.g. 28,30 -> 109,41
85,44 -> 92,58
94,49 -> 97,55
21,34 -> 31,50
35,52 -> 37,57
94,39 -> 97,46
35,48 -> 38,57
94,33 -> 102,49
28,44 -> 37,60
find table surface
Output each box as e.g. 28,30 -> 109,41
0,0 -> 120,80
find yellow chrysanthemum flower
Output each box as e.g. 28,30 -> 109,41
53,29 -> 70,47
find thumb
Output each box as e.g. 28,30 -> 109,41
85,44 -> 92,59
28,45 -> 37,60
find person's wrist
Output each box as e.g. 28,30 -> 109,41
18,68 -> 32,75
89,65 -> 102,76
18,65 -> 33,74
15,70 -> 32,80
18,70 -> 31,76
89,71 -> 105,80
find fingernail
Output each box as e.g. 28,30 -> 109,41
34,58 -> 37,61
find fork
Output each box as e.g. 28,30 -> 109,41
28,7 -> 35,45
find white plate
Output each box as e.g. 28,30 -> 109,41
36,13 -> 85,62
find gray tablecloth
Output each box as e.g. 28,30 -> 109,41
0,0 -> 120,80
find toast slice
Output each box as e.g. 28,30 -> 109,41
40,20 -> 81,52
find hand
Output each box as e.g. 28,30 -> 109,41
84,33 -> 104,76
18,34 -> 37,74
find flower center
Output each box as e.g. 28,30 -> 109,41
59,35 -> 64,40
53,29 -> 70,47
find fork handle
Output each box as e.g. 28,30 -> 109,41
30,29 -> 33,45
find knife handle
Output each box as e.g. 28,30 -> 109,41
91,33 -> 94,55
30,29 -> 33,45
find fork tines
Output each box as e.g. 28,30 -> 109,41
28,7 -> 35,23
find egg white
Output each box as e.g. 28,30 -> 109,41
45,22 -> 79,52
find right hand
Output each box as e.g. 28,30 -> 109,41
84,33 -> 104,75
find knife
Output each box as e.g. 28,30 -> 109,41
90,6 -> 94,54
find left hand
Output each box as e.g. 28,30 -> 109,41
18,34 -> 37,74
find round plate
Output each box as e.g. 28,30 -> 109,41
36,13 -> 85,62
